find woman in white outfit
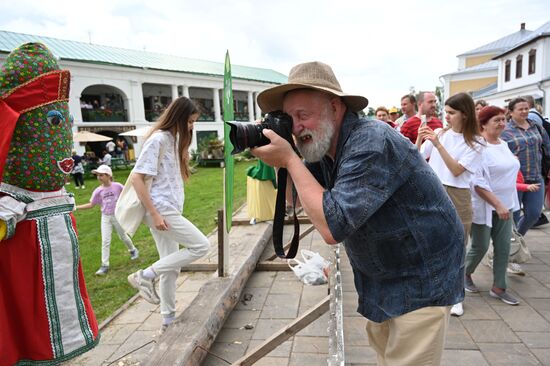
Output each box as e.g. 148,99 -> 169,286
417,92 -> 484,317
127,97 -> 210,333
465,105 -> 524,306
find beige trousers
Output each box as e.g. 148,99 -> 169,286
366,306 -> 451,366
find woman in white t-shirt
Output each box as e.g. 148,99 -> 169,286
127,97 -> 210,333
465,106 -> 533,306
417,92 -> 484,317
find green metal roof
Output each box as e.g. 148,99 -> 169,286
0,30 -> 287,84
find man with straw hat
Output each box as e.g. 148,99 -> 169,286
252,61 -> 464,365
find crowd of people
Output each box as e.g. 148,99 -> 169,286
250,61 -> 550,365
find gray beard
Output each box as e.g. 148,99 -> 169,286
296,118 -> 335,162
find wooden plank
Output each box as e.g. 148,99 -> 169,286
231,295 -> 330,366
180,263 -> 218,272
255,261 -> 292,271
266,225 -> 316,261
231,216 -> 311,226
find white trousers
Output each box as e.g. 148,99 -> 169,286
145,212 -> 210,318
101,214 -> 136,267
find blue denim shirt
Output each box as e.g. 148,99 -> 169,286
307,111 -> 465,322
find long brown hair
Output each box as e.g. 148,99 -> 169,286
145,97 -> 199,181
444,92 -> 481,148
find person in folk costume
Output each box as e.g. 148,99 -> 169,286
0,42 -> 99,365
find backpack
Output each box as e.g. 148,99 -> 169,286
115,143 -> 165,237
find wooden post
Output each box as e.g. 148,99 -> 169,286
217,209 -> 224,277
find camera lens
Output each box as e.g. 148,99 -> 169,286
228,122 -> 267,154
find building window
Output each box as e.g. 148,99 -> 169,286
516,55 -> 523,79
529,49 -> 536,74
505,60 -> 511,82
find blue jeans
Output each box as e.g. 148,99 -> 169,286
514,177 -> 545,235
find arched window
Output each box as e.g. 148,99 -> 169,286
505,60 -> 511,82
515,55 -> 523,79
528,49 -> 536,75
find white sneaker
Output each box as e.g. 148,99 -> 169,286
127,270 -> 160,305
507,263 -> 525,276
450,302 -> 464,317
129,248 -> 139,260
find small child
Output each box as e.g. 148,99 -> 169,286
76,165 -> 139,275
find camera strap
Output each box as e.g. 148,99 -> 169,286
272,167 -> 300,258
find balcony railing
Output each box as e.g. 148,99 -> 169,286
81,109 -> 128,122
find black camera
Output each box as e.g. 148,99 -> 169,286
227,111 -> 293,154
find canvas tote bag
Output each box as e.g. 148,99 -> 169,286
115,143 -> 165,237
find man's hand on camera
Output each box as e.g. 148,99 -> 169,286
251,129 -> 296,168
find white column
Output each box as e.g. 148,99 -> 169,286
213,88 -> 221,122
182,85 -> 189,98
130,81 -> 146,122
171,84 -> 178,102
247,91 -> 255,122
255,92 -> 262,120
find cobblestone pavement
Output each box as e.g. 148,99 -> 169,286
67,219 -> 549,366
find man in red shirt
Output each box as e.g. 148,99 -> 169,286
400,91 -> 443,144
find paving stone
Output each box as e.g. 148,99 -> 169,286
299,284 -> 330,309
296,312 -> 330,337
343,290 -> 359,317
516,332 -> 550,348
247,271 -> 277,288
260,293 -> 301,319
99,322 -> 141,345
492,305 -> 550,332
111,299 -> 157,325
216,326 -> 255,343
253,356 -> 290,366
531,348 -> 550,366
288,352 -> 328,366
445,317 -> 477,350
461,296 -> 501,320
65,343 -> 119,365
105,330 -> 158,363
270,278 -> 304,294
462,320 -> 520,343
292,336 -> 328,354
207,341 -> 247,363
137,310 -> 162,331
441,349 -> 489,366
478,343 -> 541,365
275,271 -> 298,282
235,287 -> 270,311
529,270 -> 550,286
253,318 -> 295,340
342,317 -> 368,346
343,345 -> 378,364
223,310 -> 261,329
525,298 -> 550,322
247,339 -> 293,357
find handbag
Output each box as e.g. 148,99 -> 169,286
534,123 -> 550,180
509,228 -> 531,264
115,143 -> 165,237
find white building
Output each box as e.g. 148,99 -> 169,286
480,21 -> 550,114
0,30 -> 287,159
442,21 -> 550,116
441,23 -> 532,108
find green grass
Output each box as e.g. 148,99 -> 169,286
70,161 -> 255,322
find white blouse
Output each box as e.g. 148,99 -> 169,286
133,131 -> 184,214
471,139 -> 520,226
421,129 -> 483,188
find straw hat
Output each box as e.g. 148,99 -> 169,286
257,61 -> 368,112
